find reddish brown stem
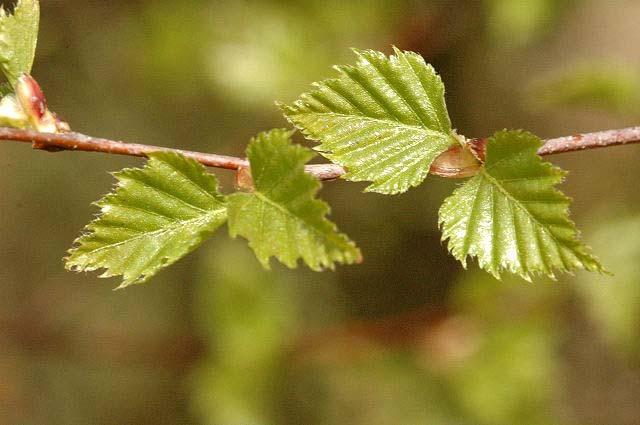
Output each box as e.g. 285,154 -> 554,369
1,126 -> 639,180
539,126 -> 640,155
0,127 -> 248,169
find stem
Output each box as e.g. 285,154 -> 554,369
539,126 -> 640,155
0,127 -> 248,170
1,126 -> 639,180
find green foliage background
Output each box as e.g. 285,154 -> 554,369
1,0 -> 639,424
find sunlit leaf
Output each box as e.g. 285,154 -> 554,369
227,129 -> 361,270
439,130 -> 605,280
66,152 -> 227,289
281,47 -> 457,194
0,0 -> 39,85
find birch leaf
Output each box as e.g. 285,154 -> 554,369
439,130 -> 605,280
281,48 -> 457,194
66,152 -> 227,289
228,129 -> 361,270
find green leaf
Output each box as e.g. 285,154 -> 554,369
280,47 -> 456,195
227,129 -> 361,270
439,130 -> 605,281
0,0 -> 39,85
66,152 -> 227,289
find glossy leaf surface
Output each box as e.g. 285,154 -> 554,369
66,152 -> 227,288
439,130 -> 605,280
228,129 -> 361,270
281,48 -> 456,194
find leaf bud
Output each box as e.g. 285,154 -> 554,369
15,73 -> 67,132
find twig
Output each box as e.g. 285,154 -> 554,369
1,126 -> 639,180
0,127 -> 248,169
539,126 -> 640,155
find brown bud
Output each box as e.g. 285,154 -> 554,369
53,112 -> 71,132
15,74 -> 47,118
15,73 -> 58,133
235,165 -> 254,191
467,138 -> 487,162
429,144 -> 481,178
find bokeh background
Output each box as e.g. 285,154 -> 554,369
1,0 -> 639,423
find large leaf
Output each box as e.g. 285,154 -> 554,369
227,129 -> 361,270
0,0 -> 39,85
66,152 -> 227,288
281,47 -> 457,195
439,130 -> 604,281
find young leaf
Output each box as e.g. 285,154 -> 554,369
227,129 -> 361,270
0,0 -> 39,85
66,152 -> 227,289
280,47 -> 457,195
439,130 -> 605,281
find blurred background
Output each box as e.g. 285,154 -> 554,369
0,0 -> 639,423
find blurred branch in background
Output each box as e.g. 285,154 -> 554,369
291,307 -> 476,365
0,312 -> 204,370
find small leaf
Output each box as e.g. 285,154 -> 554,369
227,129 -> 361,270
0,0 -> 39,85
66,152 -> 227,289
439,130 -> 605,281
281,47 -> 457,195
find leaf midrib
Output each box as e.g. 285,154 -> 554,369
72,209 -> 226,258
480,169 -> 578,261
252,191 -> 348,254
295,110 -> 451,139
159,157 -> 221,203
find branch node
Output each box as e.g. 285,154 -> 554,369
235,165 -> 254,191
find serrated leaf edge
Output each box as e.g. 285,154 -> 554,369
439,130 -> 606,281
65,152 -> 228,289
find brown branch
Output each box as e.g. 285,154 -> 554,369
539,126 -> 640,155
0,312 -> 205,370
1,126 -> 639,180
289,307 -> 482,367
0,127 -> 249,170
